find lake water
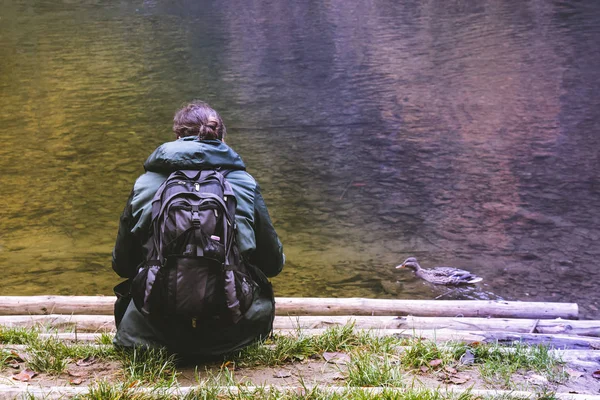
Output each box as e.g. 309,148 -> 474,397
1,0 -> 599,318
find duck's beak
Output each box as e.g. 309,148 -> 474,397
395,263 -> 406,269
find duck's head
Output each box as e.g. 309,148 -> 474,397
395,257 -> 421,271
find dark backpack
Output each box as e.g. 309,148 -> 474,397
131,169 -> 258,330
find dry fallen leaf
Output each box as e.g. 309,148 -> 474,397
528,374 -> 549,385
274,370 -> 292,378
12,369 -> 37,382
323,352 -> 351,365
76,356 -> 96,367
444,366 -> 457,374
447,373 -> 470,384
592,370 -> 600,379
429,359 -> 443,367
332,374 -> 346,381
10,351 -> 26,362
419,366 -> 429,373
68,370 -> 84,377
566,368 -> 584,379
70,378 -> 83,385
126,380 -> 141,389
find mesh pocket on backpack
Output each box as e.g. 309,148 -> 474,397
233,269 -> 258,314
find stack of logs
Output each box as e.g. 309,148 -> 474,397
0,296 -> 598,349
2,296 -> 600,400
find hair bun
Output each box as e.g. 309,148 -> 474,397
199,121 -> 218,140
173,101 -> 226,140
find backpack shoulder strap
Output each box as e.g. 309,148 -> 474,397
217,169 -> 237,226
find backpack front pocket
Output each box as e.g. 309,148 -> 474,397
161,256 -> 225,320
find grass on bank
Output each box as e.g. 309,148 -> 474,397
77,383 -> 548,400
398,337 -> 566,389
26,337 -> 116,375
228,322 -> 400,367
0,327 -> 178,384
466,341 -> 567,388
0,326 -> 39,344
345,351 -> 404,387
121,347 -> 179,385
0,324 -> 567,398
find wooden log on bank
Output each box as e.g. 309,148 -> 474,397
415,329 -> 600,350
0,315 -> 115,332
274,328 -> 600,349
4,328 -> 600,350
2,314 -> 599,337
0,296 -> 579,319
0,296 -> 115,316
276,315 -> 600,336
0,314 -> 587,333
1,317 -> 599,349
275,297 -> 579,319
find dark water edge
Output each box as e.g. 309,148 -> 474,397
0,0 -> 599,319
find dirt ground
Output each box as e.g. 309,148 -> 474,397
2,351 -> 600,397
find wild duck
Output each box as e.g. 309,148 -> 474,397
396,257 -> 482,285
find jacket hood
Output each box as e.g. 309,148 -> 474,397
144,137 -> 246,173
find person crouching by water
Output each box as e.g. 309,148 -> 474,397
111,100 -> 284,358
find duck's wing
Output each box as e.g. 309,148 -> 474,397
430,267 -> 481,283
429,267 -> 471,278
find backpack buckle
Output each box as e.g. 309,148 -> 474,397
191,205 -> 201,226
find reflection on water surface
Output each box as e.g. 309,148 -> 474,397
1,0 -> 599,318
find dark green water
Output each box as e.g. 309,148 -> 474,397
1,1 -> 599,318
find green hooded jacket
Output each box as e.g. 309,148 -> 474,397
112,137 -> 284,357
